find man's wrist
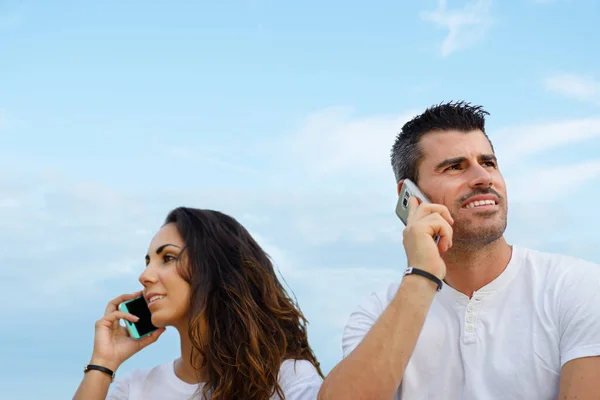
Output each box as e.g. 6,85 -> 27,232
404,267 -> 443,291
401,270 -> 441,293
392,271 -> 439,312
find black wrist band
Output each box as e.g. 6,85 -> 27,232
84,364 -> 115,381
404,267 -> 443,292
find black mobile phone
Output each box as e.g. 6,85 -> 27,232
118,295 -> 158,339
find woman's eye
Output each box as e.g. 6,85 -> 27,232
163,254 -> 176,263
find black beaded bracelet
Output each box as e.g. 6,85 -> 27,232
84,364 -> 115,382
404,267 -> 443,292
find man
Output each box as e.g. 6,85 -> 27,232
318,101 -> 600,399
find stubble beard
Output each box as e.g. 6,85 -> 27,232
450,206 -> 508,252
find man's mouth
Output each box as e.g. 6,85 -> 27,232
463,199 -> 498,209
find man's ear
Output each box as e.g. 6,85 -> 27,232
397,179 -> 404,196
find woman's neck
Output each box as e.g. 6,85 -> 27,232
173,324 -> 209,384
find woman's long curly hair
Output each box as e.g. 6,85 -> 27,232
164,207 -> 323,399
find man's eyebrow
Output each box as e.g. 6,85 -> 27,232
435,156 -> 467,171
480,154 -> 497,163
434,154 -> 497,171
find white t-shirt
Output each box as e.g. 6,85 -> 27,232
342,245 -> 600,400
106,359 -> 322,400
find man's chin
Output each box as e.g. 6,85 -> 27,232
453,222 -> 507,244
465,209 -> 501,218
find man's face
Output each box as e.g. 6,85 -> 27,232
413,129 -> 508,248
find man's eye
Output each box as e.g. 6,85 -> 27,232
446,164 -> 461,171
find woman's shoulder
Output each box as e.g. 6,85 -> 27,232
121,360 -> 173,382
279,359 -> 321,377
107,360 -> 176,399
277,359 -> 322,398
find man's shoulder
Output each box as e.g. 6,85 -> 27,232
515,245 -> 600,294
342,281 -> 402,326
516,245 -> 599,273
367,280 -> 403,309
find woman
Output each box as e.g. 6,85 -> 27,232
73,207 -> 323,400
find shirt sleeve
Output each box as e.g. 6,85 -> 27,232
341,284 -> 403,400
105,370 -> 133,400
278,359 -> 323,400
342,285 -> 393,358
557,259 -> 600,367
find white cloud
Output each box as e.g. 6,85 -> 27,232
491,117 -> 600,167
420,0 -> 493,56
272,107 -> 418,188
278,106 -> 600,196
163,145 -> 262,177
0,169 -> 159,312
506,160 -> 600,203
544,72 -> 600,103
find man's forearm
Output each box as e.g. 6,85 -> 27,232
319,275 -> 438,400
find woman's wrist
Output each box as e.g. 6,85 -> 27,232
88,356 -> 120,373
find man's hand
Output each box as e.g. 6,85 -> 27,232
402,196 -> 454,280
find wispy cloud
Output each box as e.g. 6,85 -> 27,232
420,0 -> 493,56
274,107 -> 418,187
492,117 -> 600,167
0,169 -> 158,312
278,106 -> 600,194
164,145 -> 262,176
507,160 -> 600,202
543,72 -> 600,103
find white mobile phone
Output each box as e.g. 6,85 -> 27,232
395,179 -> 440,244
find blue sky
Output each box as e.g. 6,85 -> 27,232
1,0 -> 600,398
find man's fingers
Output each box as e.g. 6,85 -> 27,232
418,214 -> 453,251
407,196 -> 421,219
411,202 -> 454,226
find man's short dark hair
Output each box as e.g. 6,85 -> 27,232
390,101 -> 493,184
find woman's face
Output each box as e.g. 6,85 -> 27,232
138,223 -> 191,328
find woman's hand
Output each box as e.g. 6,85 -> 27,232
89,291 -> 166,371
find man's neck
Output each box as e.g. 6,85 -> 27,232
441,237 -> 513,298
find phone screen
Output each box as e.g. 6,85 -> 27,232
124,296 -> 157,336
